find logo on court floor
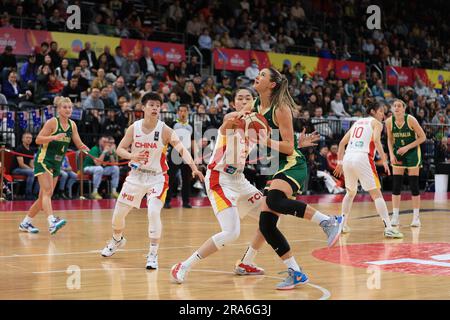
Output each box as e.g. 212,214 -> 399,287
312,243 -> 450,276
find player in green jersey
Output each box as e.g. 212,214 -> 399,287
236,67 -> 343,290
19,97 -> 89,235
386,99 -> 426,227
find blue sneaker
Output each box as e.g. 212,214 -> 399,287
49,217 -> 66,235
276,268 -> 309,290
19,222 -> 39,234
320,215 -> 343,247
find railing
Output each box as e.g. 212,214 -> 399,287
187,46 -> 203,73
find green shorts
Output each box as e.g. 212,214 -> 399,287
393,147 -> 422,168
265,155 -> 308,196
34,158 -> 62,177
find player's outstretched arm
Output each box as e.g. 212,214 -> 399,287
164,125 -> 204,182
71,122 -> 89,151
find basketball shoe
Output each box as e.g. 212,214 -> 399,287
276,268 -> 309,290
234,261 -> 265,275
101,236 -> 127,257
384,228 -> 404,239
19,222 -> 39,233
146,254 -> 158,270
49,217 -> 66,235
320,216 -> 343,247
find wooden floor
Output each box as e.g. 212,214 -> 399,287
1,196 -> 450,300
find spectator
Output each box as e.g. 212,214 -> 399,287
438,87 -> 450,108
198,28 -> 212,64
113,76 -> 131,101
344,78 -> 356,97
138,47 -> 157,77
327,143 -> 345,189
88,14 -> 102,35
101,109 -> 122,143
19,54 -> 38,88
117,96 -> 132,133
35,42 -> 50,67
47,72 -> 64,97
61,76 -> 83,106
180,81 -> 201,106
245,59 -> 259,81
165,104 -> 194,209
330,93 -> 350,117
83,136 -> 120,200
71,66 -> 90,92
187,55 -> 201,76
114,46 -> 126,70
82,87 -> 105,110
11,132 -> 38,200
79,42 -> 98,72
316,146 -> 345,194
0,46 -> 17,75
167,92 -> 180,112
164,62 -> 178,83
98,46 -> 118,75
55,156 -> 77,200
48,9 -> 65,31
100,86 -> 115,110
55,58 -> 70,86
312,106 -> 333,143
48,41 -> 61,69
92,68 -> 108,89
79,59 -> 93,84
371,79 -> 385,100
120,52 -> 141,86
2,71 -> 32,105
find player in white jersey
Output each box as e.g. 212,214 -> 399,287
334,101 -> 403,238
101,92 -> 204,269
170,88 -> 268,284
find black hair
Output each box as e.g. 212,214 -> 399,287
366,100 -> 384,116
178,104 -> 189,111
232,86 -> 255,102
141,92 -> 162,105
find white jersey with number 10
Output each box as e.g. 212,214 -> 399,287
346,117 -> 376,158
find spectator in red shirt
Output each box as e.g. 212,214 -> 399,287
327,143 -> 345,188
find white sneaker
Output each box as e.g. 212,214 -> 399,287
171,262 -> 188,284
384,227 -> 404,239
391,214 -> 400,226
146,254 -> 158,269
342,225 -> 351,234
101,237 -> 127,257
193,180 -> 204,190
19,222 -> 39,233
411,216 -> 421,227
48,217 -> 66,235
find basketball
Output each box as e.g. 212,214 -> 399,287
243,112 -> 270,141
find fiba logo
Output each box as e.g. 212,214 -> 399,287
66,5 -> 81,30
366,5 -> 381,30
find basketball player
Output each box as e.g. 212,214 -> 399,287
334,101 -> 403,238
170,88 -> 268,284
19,96 -> 89,234
101,92 -> 204,269
386,99 -> 426,227
235,68 -> 342,290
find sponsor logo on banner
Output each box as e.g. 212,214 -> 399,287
71,40 -> 83,53
166,48 -> 182,62
230,54 -> 245,68
386,66 -> 413,86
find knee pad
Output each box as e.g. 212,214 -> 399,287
392,175 -> 403,195
147,198 -> 163,239
266,189 -> 307,217
112,202 -> 133,230
408,175 -> 420,196
259,211 -> 290,257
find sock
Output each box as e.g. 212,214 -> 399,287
182,251 -> 202,269
393,208 -> 399,217
47,215 -> 55,225
113,233 -> 123,242
311,211 -> 330,225
283,256 -> 300,271
241,246 -> 257,265
413,208 -> 420,217
374,198 -> 392,228
93,188 -> 98,193
149,243 -> 159,256
22,215 -> 33,225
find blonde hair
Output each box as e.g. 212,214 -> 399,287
54,96 -> 72,108
268,67 -> 297,112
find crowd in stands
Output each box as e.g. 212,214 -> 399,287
1,0 -> 450,200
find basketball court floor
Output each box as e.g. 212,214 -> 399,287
0,193 -> 449,300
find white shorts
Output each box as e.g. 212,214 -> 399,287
343,152 -> 381,192
205,170 -> 263,220
118,170 -> 169,208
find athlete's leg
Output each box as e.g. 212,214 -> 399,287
391,167 -> 405,226
146,197 -> 164,269
408,167 -> 421,227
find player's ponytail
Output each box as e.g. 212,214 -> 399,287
268,67 -> 297,113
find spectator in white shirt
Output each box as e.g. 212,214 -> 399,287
245,59 -> 259,81
330,93 -> 350,117
291,1 -> 306,21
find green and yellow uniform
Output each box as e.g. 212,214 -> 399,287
34,117 -> 74,177
392,114 -> 422,168
253,98 -> 308,194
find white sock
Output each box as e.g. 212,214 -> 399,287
241,246 -> 257,265
311,211 -> 329,225
22,215 -> 33,225
93,188 -> 98,193
374,198 -> 392,228
182,251 -> 202,269
47,215 -> 55,225
113,233 -> 123,242
413,208 -> 420,217
149,243 -> 159,256
283,256 -> 300,271
393,208 -> 399,216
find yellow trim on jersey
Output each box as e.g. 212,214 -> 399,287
415,146 -> 422,167
212,190 -> 232,212
37,143 -> 49,163
35,161 -> 53,176
277,150 -> 300,173
50,117 -> 59,135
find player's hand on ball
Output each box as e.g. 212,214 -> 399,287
131,150 -> 148,163
334,164 -> 343,177
192,169 -> 205,182
299,128 -> 320,148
